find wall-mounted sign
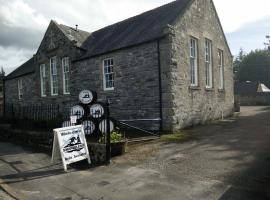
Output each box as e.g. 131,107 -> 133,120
82,120 -> 96,135
70,105 -> 85,119
90,104 -> 104,119
79,90 -> 94,105
51,125 -> 91,171
99,119 -> 115,134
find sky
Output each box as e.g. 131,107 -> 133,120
0,0 -> 270,75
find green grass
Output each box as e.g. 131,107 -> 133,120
160,131 -> 194,143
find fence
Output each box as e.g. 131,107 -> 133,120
5,104 -> 61,121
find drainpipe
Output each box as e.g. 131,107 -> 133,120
157,40 -> 163,132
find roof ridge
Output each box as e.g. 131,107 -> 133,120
88,0 -> 179,36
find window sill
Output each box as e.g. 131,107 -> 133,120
205,88 -> 214,91
104,88 -> 115,92
189,86 -> 201,90
218,89 -> 225,93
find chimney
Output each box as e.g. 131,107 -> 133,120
75,24 -> 78,31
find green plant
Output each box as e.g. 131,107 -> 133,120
99,129 -> 124,144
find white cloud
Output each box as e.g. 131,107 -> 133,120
0,46 -> 34,74
0,0 -> 48,30
213,0 -> 270,33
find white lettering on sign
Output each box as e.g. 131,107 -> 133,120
51,125 -> 91,171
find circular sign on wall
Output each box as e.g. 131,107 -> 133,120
70,105 -> 85,119
79,90 -> 94,105
99,119 -> 115,134
82,120 -> 96,135
90,104 -> 105,119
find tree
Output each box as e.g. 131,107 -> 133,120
237,49 -> 270,87
233,48 -> 245,80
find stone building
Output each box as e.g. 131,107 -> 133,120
5,0 -> 234,131
5,21 -> 90,111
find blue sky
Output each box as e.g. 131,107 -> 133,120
0,0 -> 270,74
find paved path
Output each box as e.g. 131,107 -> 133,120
0,106 -> 270,200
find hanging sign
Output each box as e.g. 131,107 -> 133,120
82,120 -> 96,135
79,90 -> 94,105
90,104 -> 104,118
70,105 -> 85,119
51,125 -> 91,171
99,119 -> 115,134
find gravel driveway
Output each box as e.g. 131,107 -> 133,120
0,106 -> 270,200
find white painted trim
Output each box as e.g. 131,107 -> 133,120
50,56 -> 58,96
62,57 -> 70,95
40,64 -> 46,97
18,79 -> 23,100
102,58 -> 115,91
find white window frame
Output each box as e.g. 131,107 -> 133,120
190,37 -> 198,86
103,58 -> 115,91
50,56 -> 58,96
218,50 -> 224,90
205,39 -> 213,88
62,57 -> 70,95
40,64 -> 46,97
18,79 -> 23,100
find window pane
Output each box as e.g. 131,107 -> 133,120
103,58 -> 114,90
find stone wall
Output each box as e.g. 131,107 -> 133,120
4,22 -> 83,115
161,0 -> 234,130
237,94 -> 270,106
72,42 -> 161,130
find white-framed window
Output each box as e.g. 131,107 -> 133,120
18,79 -> 23,100
62,57 -> 70,94
218,50 -> 224,90
40,64 -> 46,97
190,37 -> 198,86
103,58 -> 114,90
205,39 -> 213,88
50,57 -> 58,95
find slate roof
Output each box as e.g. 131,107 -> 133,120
6,57 -> 35,80
6,0 -> 194,79
78,0 -> 193,60
57,23 -> 91,47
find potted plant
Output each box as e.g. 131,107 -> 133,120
99,129 -> 127,157
110,130 -> 127,157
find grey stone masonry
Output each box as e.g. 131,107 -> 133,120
4,21 -> 86,114
4,0 -> 234,131
160,0 -> 234,131
72,42 -> 161,130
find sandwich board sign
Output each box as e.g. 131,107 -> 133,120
51,125 -> 91,171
